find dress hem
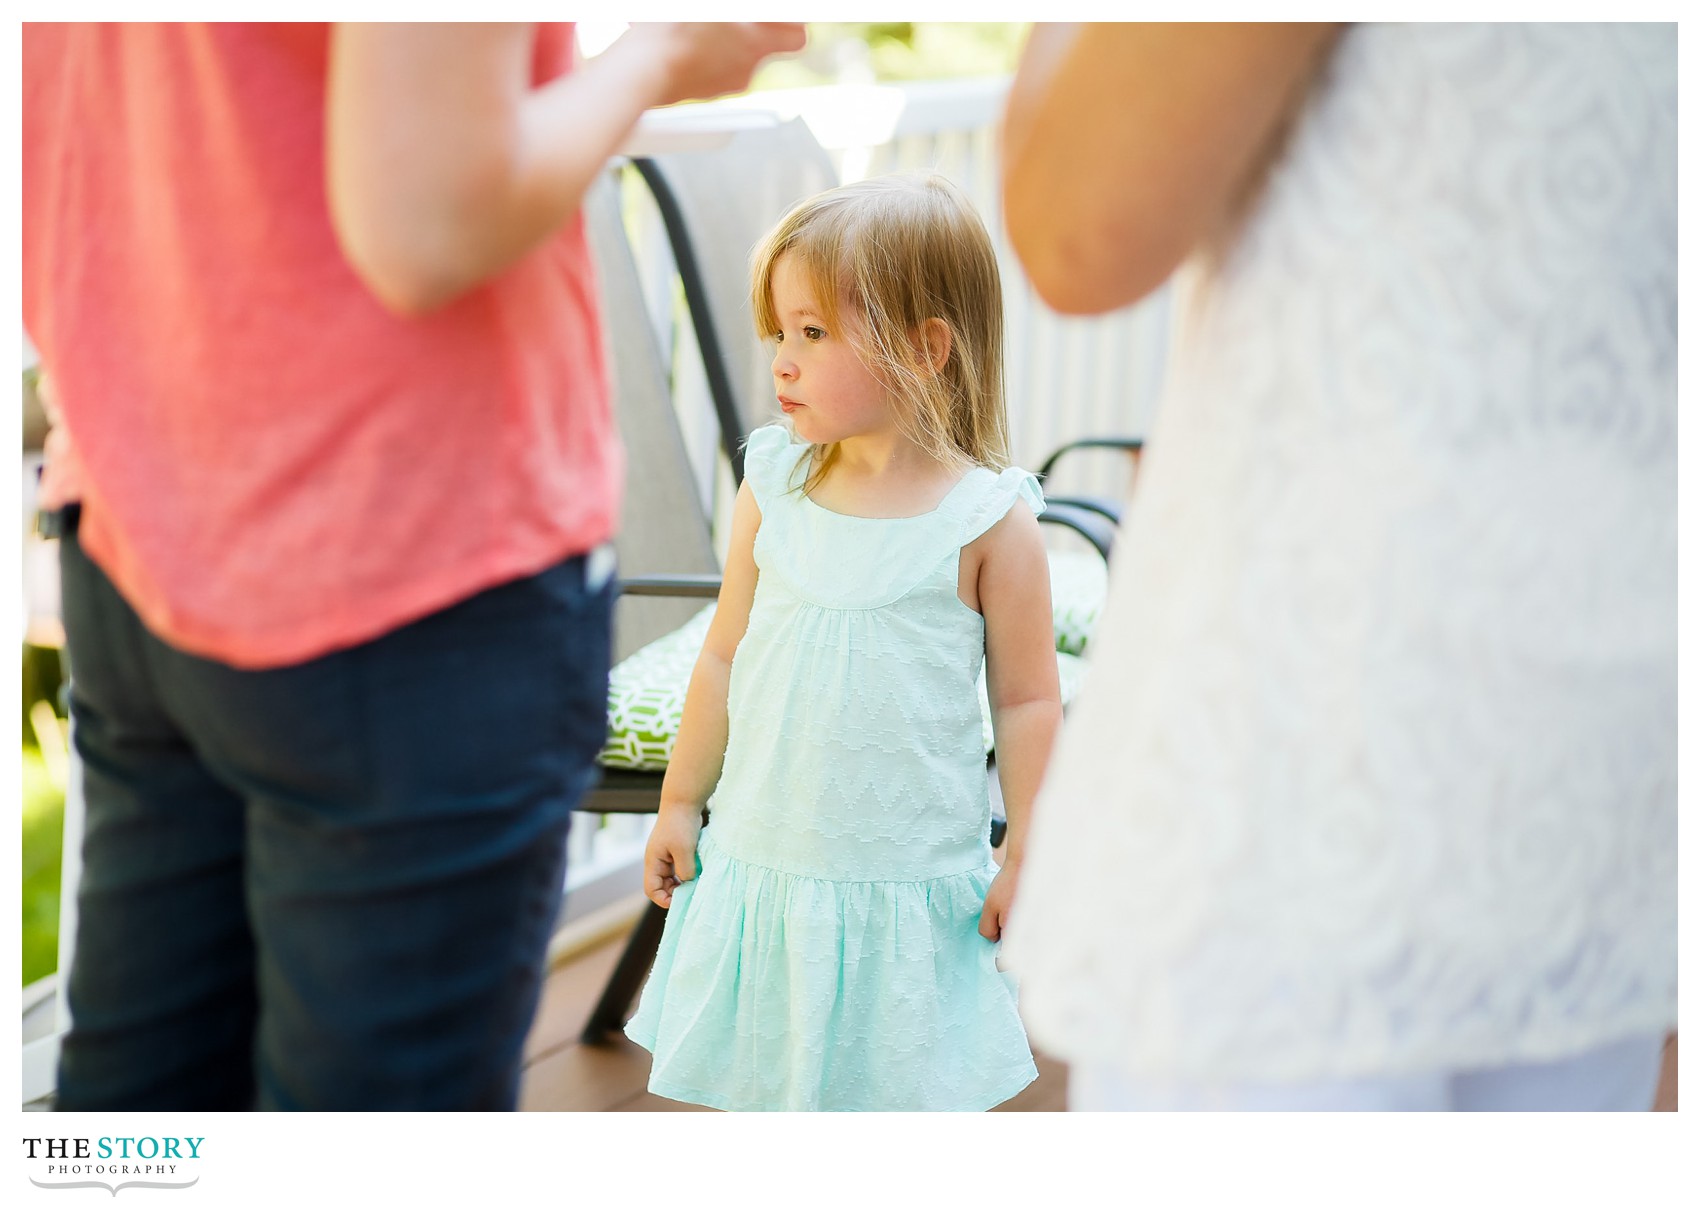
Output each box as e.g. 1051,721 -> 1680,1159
628,1037 -> 1039,1113
1021,1004 -> 1678,1088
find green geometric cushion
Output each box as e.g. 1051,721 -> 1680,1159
599,605 -> 717,771
1047,548 -> 1108,657
600,602 -> 1093,772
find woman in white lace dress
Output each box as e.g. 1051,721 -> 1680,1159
1000,23 -> 1676,1110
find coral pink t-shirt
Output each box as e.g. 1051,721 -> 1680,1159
22,22 -> 622,668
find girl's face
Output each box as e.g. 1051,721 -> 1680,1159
768,252 -> 895,448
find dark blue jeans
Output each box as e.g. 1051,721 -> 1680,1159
55,523 -> 612,1110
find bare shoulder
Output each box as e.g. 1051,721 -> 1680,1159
734,475 -> 763,520
723,476 -> 762,546
972,495 -> 1045,564
962,495 -> 1048,611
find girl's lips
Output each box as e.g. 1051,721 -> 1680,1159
779,397 -> 802,413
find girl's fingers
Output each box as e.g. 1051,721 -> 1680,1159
642,833 -> 699,907
643,853 -> 675,904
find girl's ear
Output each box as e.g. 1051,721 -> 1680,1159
919,317 -> 952,374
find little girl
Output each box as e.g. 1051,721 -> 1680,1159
624,173 -> 1062,1112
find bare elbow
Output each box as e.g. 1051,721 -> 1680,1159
369,273 -> 464,319
331,217 -> 471,318
327,164 -> 513,317
1010,220 -> 1178,316
1006,183 -> 1184,315
1019,245 -> 1167,317
352,267 -> 460,319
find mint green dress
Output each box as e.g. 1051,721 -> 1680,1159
625,424 -> 1041,1111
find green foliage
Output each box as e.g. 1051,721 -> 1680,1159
22,643 -> 65,746
754,22 -> 1029,90
22,746 -> 65,986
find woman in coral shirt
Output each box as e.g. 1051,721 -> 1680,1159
24,21 -> 802,1111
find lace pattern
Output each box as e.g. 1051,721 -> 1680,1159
1003,23 -> 1677,1083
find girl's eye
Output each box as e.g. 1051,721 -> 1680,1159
802,326 -> 824,341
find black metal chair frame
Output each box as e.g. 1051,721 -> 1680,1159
1036,437 -> 1145,527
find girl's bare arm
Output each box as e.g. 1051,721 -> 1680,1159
975,502 -> 1064,939
644,479 -> 763,907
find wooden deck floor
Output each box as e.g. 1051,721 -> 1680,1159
517,898 -> 1676,1113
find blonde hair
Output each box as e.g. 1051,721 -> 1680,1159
750,173 -> 1009,494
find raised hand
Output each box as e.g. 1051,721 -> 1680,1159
623,22 -> 807,107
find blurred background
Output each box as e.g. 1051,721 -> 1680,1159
588,20 -> 1032,86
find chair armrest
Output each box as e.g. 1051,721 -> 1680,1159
1036,436 -> 1144,482
615,574 -> 723,599
1042,494 -> 1123,526
1036,502 -> 1115,561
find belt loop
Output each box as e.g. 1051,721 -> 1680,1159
34,502 -> 80,540
584,542 -> 616,593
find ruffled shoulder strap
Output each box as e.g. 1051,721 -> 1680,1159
946,464 -> 1046,548
739,423 -> 812,511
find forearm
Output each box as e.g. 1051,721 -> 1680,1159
328,25 -> 668,315
1002,23 -> 1152,313
990,697 -> 1063,864
656,648 -> 734,816
999,21 -> 1078,180
453,42 -> 663,292
1003,22 -> 1341,315
443,37 -> 671,298
515,35 -> 671,217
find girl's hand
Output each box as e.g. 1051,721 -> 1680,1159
979,861 -> 1020,941
643,804 -> 703,909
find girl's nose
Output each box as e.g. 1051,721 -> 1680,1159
772,349 -> 797,380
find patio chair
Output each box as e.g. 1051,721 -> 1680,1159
1036,437 -> 1144,526
1032,436 -> 1143,651
574,167 -> 723,1039
630,117 -> 838,487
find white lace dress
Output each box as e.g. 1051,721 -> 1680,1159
1003,23 -> 1676,1083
